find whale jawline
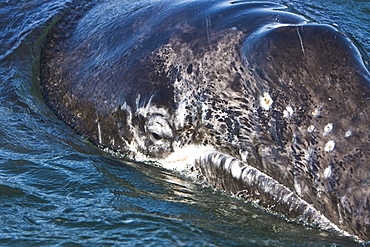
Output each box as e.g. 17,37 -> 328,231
159,148 -> 357,240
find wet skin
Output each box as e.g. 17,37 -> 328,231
41,0 -> 370,241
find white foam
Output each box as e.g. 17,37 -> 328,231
296,27 -> 305,55
158,144 -> 216,171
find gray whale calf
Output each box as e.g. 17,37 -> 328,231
40,0 -> 370,241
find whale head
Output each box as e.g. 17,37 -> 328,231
41,0 -> 370,241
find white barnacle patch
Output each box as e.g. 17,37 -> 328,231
324,140 -> 335,152
307,125 -> 315,133
323,123 -> 333,136
344,129 -> 352,138
311,108 -> 320,117
283,105 -> 294,118
259,92 -> 273,111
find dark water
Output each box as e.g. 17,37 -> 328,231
0,0 -> 368,246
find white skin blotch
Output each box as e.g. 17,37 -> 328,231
307,125 -> 315,133
283,105 -> 294,118
259,92 -> 273,111
345,130 -> 352,138
312,108 -> 320,117
324,166 -> 332,178
324,140 -> 335,152
323,123 -> 333,136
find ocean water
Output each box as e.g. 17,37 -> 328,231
0,0 -> 368,246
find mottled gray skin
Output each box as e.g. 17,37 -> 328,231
41,0 -> 370,241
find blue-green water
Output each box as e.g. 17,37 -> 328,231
0,0 -> 368,246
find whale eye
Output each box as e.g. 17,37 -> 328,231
146,114 -> 173,141
151,132 -> 162,140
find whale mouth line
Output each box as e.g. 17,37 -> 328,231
158,145 -> 355,240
